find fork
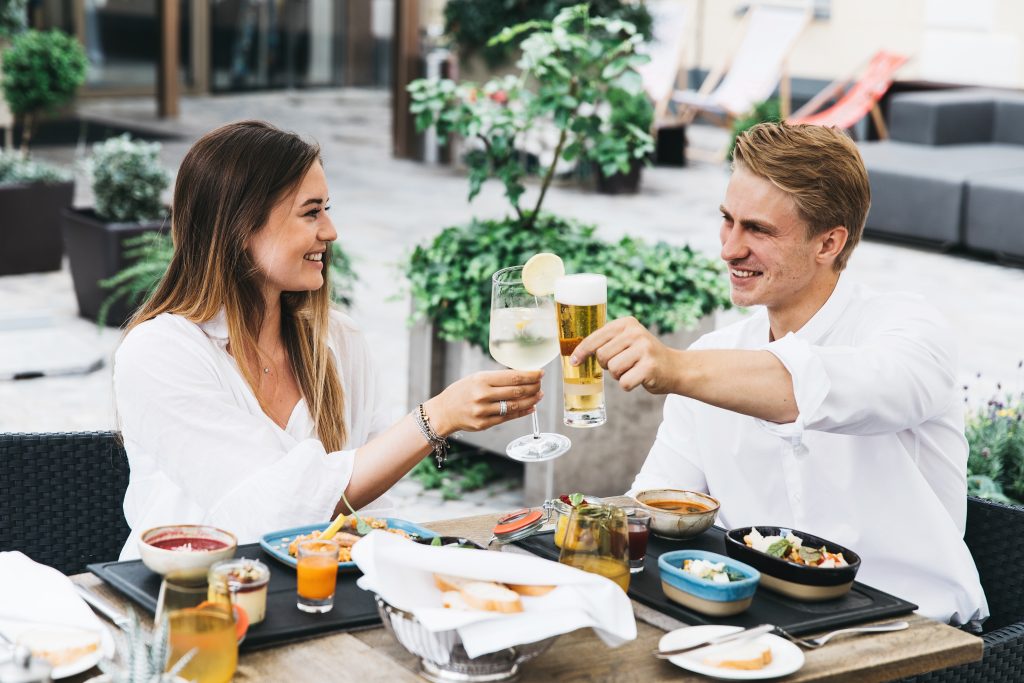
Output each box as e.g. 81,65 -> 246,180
775,620 -> 909,649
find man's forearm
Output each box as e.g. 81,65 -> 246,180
670,349 -> 798,423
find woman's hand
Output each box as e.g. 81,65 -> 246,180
424,369 -> 543,435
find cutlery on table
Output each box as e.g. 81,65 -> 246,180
74,584 -> 132,632
654,623 -> 776,658
775,620 -> 910,649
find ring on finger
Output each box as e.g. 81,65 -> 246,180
498,400 -> 508,416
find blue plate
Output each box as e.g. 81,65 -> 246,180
259,518 -> 438,570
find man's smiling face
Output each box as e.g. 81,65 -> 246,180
719,164 -> 822,310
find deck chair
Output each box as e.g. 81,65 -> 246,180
636,0 -> 691,127
788,51 -> 908,137
671,0 -> 813,127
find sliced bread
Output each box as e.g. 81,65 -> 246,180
442,590 -> 471,610
459,581 -> 523,613
433,573 -> 473,592
504,583 -> 556,597
18,626 -> 101,668
703,640 -> 773,670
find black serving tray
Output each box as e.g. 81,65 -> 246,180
516,528 -> 917,636
88,544 -> 380,651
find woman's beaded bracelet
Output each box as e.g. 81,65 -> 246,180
414,402 -> 449,468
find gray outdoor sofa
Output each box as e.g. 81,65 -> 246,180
859,88 -> 1024,262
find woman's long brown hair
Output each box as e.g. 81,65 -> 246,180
127,120 -> 347,450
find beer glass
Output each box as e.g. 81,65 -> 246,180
554,274 -> 607,427
489,265 -> 571,461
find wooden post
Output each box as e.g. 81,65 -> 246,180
157,0 -> 180,118
392,0 -> 420,159
345,0 -> 374,86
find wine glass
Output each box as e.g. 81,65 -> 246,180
489,265 -> 571,461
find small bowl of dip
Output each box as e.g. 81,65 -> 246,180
634,489 -> 719,540
138,524 -> 237,577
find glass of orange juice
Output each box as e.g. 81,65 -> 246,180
296,538 -> 339,613
156,572 -> 238,683
557,503 -> 630,592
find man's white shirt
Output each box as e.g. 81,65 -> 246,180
629,275 -> 988,624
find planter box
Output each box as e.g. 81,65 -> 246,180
596,162 -> 643,195
408,314 -> 714,502
60,208 -> 167,327
0,181 -> 74,275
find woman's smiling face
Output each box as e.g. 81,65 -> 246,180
249,161 -> 337,299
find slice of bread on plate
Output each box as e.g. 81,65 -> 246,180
460,582 -> 523,613
17,626 -> 101,668
504,583 -> 555,597
703,640 -> 773,670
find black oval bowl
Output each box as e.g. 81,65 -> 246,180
415,535 -> 487,550
724,526 -> 861,593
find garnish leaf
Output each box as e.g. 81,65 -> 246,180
797,546 -> 823,564
431,536 -> 442,547
766,539 -> 791,558
569,492 -> 584,507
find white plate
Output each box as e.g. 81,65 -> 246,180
0,620 -> 116,680
658,625 -> 804,680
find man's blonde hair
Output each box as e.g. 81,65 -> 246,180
732,122 -> 871,271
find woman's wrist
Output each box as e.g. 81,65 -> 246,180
422,396 -> 454,438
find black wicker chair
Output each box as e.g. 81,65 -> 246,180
0,431 -> 130,575
900,496 -> 1024,682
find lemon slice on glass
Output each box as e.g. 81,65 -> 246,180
522,253 -> 565,296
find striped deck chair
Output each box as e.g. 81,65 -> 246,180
789,51 -> 909,138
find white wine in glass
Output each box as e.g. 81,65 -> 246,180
489,266 -> 571,461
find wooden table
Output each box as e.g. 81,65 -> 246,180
71,513 -> 982,682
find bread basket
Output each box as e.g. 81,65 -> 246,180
374,595 -> 556,682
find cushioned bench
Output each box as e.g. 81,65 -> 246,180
858,89 -> 1024,258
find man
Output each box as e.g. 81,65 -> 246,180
571,123 -> 986,624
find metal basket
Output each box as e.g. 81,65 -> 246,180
374,595 -> 557,682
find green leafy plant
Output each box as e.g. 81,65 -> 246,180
728,98 -> 781,160
965,383 -> 1024,505
1,28 -> 87,153
98,609 -> 193,683
410,4 -> 655,225
99,234 -> 357,327
409,448 -> 500,501
444,0 -> 652,68
0,148 -> 69,185
89,134 -> 171,223
0,0 -> 28,40
406,5 -> 729,350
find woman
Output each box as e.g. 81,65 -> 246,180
114,121 -> 542,558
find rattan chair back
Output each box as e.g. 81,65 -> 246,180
0,431 -> 130,575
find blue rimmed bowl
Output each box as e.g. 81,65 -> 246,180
658,549 -> 760,616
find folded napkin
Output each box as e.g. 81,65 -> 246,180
353,531 -> 637,658
0,551 -> 106,641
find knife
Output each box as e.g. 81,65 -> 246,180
74,584 -> 132,632
653,623 -> 776,659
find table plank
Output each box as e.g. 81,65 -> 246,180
69,513 -> 982,682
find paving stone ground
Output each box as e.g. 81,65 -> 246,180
2,88 -> 1023,522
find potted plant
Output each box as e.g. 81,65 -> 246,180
0,0 -> 27,147
61,134 -> 170,327
87,610 -> 192,683
406,5 -> 731,499
0,27 -> 85,274
592,88 -> 655,194
0,149 -> 73,274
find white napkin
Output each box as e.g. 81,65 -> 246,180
353,531 -> 637,658
0,551 -> 106,641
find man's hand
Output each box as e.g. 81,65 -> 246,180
571,317 -> 680,394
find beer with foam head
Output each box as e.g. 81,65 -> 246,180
555,274 -> 607,428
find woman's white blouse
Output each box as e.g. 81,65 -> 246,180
114,310 -> 396,559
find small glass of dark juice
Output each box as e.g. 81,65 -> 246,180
625,508 -> 652,573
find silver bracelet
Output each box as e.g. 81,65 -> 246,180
414,402 -> 449,468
